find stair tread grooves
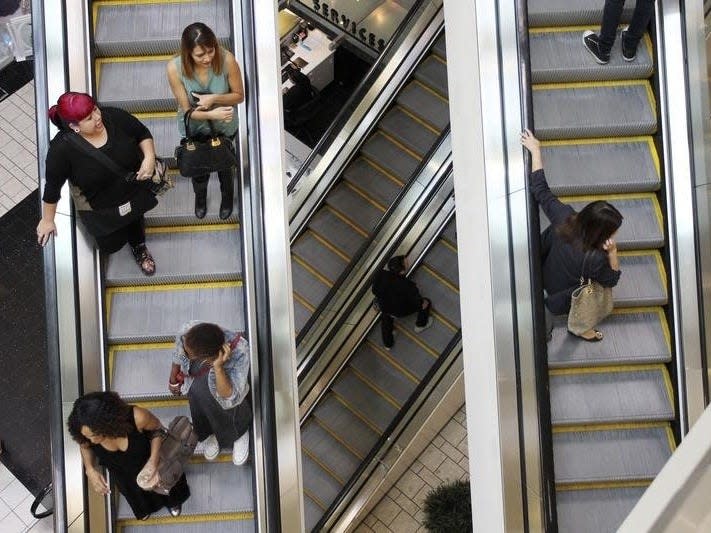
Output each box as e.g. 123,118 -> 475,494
139,116 -> 181,162
331,370 -> 398,432
301,453 -> 343,511
556,487 -> 646,533
112,346 -> 174,398
293,298 -> 311,335
530,30 -> 653,83
304,495 -> 323,531
119,522 -> 255,532
311,395 -> 380,458
414,55 -> 449,97
547,312 -> 670,367
301,422 -> 361,483
423,242 -> 460,288
349,346 -> 419,406
117,460 -> 253,519
146,178 -> 239,225
342,159 -> 403,206
379,107 -> 439,156
326,184 -> 383,234
412,270 -> 461,327
397,82 -> 450,131
528,1 -> 635,27
613,254 -> 667,304
542,140 -> 660,195
107,285 -> 244,342
308,209 -> 366,258
432,34 -> 447,60
533,84 -> 656,139
550,369 -> 674,425
553,427 -> 672,483
292,232 -> 348,283
365,329 -> 435,380
360,133 -> 420,180
290,259 -> 331,308
98,61 -> 175,111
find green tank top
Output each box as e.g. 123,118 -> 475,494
173,50 -> 238,138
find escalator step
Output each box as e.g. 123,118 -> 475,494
396,315 -> 457,354
105,224 -> 242,286
414,55 -> 449,98
293,297 -> 313,335
331,369 -> 398,433
412,267 -> 461,327
542,194 -> 665,249
360,132 -> 421,182
301,421 -> 361,482
541,138 -> 660,195
301,453 -> 344,512
326,183 -> 384,234
533,81 -> 656,139
556,486 -> 646,533
365,329 -> 435,381
432,34 -> 447,61
308,208 -> 367,258
528,0 -> 635,28
304,494 -> 324,532
397,81 -> 450,132
117,460 -> 253,519
311,394 -> 380,460
292,231 -> 348,283
146,175 -> 239,226
291,259 -> 331,309
549,365 -> 674,425
442,220 -> 458,245
530,29 -> 653,83
97,57 -> 175,113
136,114 -> 181,164
614,252 -> 667,307
547,310 -> 671,368
553,425 -> 673,484
423,240 -> 459,288
111,345 -> 174,400
119,520 -> 255,533
380,106 -> 440,156
106,282 -> 244,343
349,344 -> 418,406
93,0 -> 231,57
342,158 -> 404,207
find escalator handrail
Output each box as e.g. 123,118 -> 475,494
285,0 -> 433,195
516,0 -> 558,529
296,127 -> 451,376
314,328 -> 462,532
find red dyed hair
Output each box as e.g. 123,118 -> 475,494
48,92 -> 96,129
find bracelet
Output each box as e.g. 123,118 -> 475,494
168,381 -> 181,388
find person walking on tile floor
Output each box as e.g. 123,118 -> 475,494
168,321 -> 252,466
68,391 -> 190,520
167,22 -> 244,220
36,91 -> 159,276
582,0 -> 655,64
372,254 -> 433,350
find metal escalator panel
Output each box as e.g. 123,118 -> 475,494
527,1 -> 676,531
291,33 -> 449,341
91,1 -> 255,530
300,218 -> 460,531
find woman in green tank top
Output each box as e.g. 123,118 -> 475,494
167,22 -> 244,220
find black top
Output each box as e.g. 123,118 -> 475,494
531,169 -> 621,314
372,269 -> 422,317
43,107 -> 152,209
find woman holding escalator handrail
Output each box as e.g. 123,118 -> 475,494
521,129 -> 623,342
166,22 -> 244,220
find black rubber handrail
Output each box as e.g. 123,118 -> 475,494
516,0 -> 558,530
286,0 -> 431,195
30,483 -> 54,519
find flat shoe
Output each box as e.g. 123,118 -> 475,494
568,329 -> 603,342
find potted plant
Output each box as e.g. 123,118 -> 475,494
423,479 -> 472,532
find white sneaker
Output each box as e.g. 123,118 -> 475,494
414,317 -> 433,333
200,434 -> 220,461
232,431 -> 250,465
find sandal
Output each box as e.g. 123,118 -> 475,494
131,243 -> 156,276
568,329 -> 603,342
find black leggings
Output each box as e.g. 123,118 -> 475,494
94,217 -> 145,254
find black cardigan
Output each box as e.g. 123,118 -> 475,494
531,169 -> 621,314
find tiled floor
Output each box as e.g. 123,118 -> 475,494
0,463 -> 53,532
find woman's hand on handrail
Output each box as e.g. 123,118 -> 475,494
521,129 -> 544,172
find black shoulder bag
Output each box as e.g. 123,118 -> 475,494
63,133 -> 161,237
175,109 -> 237,177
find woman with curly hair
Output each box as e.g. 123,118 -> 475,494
67,391 -> 190,520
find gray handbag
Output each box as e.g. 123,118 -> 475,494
567,252 -> 613,335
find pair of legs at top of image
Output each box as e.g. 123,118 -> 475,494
582,0 -> 655,64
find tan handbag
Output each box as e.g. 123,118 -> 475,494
567,252 -> 613,335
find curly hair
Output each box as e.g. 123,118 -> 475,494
183,322 -> 225,360
67,391 -> 135,446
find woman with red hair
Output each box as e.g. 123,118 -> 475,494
37,92 -> 159,275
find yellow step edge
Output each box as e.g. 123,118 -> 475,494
421,264 -> 460,294
304,487 -> 328,511
302,447 -> 345,485
117,511 -> 254,529
309,418 -> 365,460
529,25 -> 606,34
556,480 -> 651,492
304,229 -> 351,262
607,306 -> 671,351
440,237 -> 458,254
559,192 -> 664,233
133,111 -> 176,120
375,130 -> 424,162
392,324 -> 439,359
365,340 -> 420,384
430,53 -> 447,66
187,454 -> 232,465
292,254 -> 334,287
618,250 -> 668,300
132,398 -> 188,409
411,78 -> 449,103
549,362 -> 668,377
360,156 -> 406,188
347,367 -> 402,410
552,421 -> 671,434
432,310 -> 458,333
665,426 -> 677,453
324,204 -> 370,238
343,180 -> 388,212
396,104 -> 441,135
292,291 -> 316,313
330,392 -> 383,436
145,223 -> 239,234
97,54 -> 174,64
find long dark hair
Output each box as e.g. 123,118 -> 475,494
67,391 -> 134,446
558,200 -> 623,251
180,22 -> 223,79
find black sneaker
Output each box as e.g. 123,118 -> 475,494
620,28 -> 637,62
582,31 -> 610,64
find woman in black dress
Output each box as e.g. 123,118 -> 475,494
36,91 -> 159,275
67,391 -> 190,520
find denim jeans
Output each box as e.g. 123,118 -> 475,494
599,0 -> 655,54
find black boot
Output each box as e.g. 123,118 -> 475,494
195,192 -> 207,219
219,184 -> 234,220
